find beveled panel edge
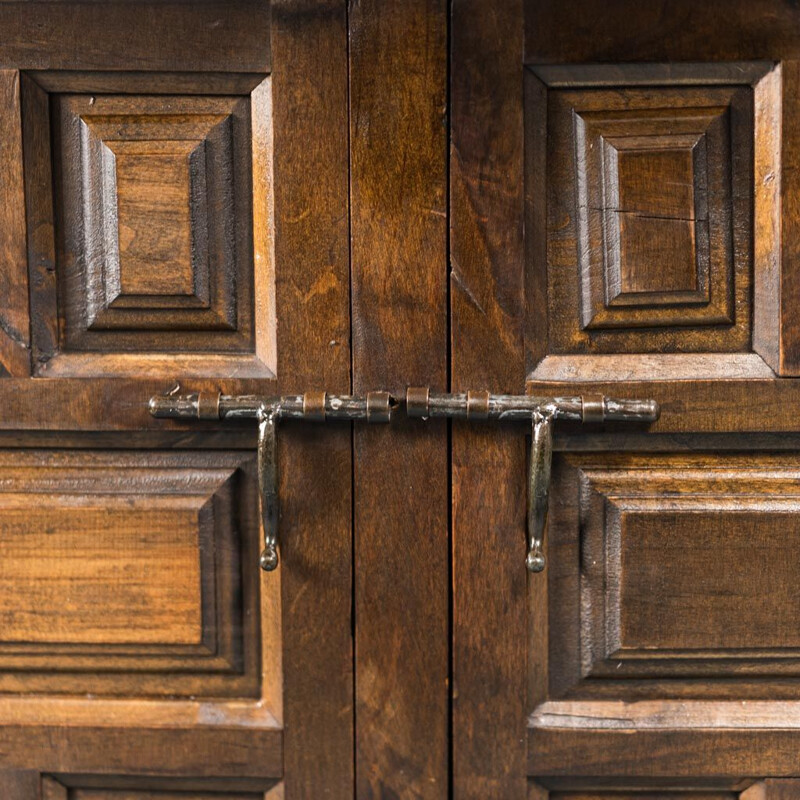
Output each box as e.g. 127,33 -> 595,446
527,61 -> 774,87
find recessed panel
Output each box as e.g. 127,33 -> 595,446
113,140 -> 199,297
543,453 -> 800,700
525,63 -> 773,380
22,74 -> 275,378
0,450 -> 262,698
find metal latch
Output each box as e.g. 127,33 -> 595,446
149,390 -> 396,571
406,388 -> 660,572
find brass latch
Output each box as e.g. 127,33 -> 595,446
406,388 -> 659,572
149,390 -> 397,571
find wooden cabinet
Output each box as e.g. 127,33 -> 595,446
2,1 -> 800,798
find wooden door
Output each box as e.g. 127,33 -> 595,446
451,1 -> 800,798
0,2 -> 353,797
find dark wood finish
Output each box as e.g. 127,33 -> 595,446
543,453 -> 800,700
0,719 -> 281,778
754,62 -> 800,374
0,70 -> 30,378
0,450 -> 261,698
0,3 -> 270,73
25,78 -> 273,379
0,1 -> 357,796
271,0 -> 354,796
521,2 -> 800,797
451,0 -> 528,797
0,772 -> 39,800
530,726 -> 800,778
10,0 -> 800,795
349,0 -> 449,794
524,0 -> 800,63
526,64 -> 769,380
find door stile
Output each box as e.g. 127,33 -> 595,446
272,1 -> 354,795
450,0 -> 528,796
349,0 -> 450,795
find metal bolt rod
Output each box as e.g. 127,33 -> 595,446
406,389 -> 659,423
149,391 -> 397,423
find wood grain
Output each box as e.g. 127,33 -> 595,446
0,2 -> 270,73
0,772 -> 39,800
451,0 -> 527,797
0,451 -> 262,700
764,62 -> 800,373
271,0 -> 354,796
525,0 -> 800,63
0,69 -> 29,377
350,0 -> 449,794
542,453 -> 800,700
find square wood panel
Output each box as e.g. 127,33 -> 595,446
0,450 -> 263,699
526,62 -> 778,380
539,453 -> 800,701
21,73 -> 274,378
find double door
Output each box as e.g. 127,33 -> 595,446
1,1 -> 800,798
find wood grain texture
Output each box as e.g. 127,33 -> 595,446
0,69 -> 30,377
0,772 -> 40,800
525,377 -> 800,433
0,2 -> 270,73
528,725 -> 800,777
0,722 -> 281,779
525,0 -> 800,63
271,0 -> 354,796
451,0 -> 527,796
350,0 -> 449,794
530,72 -> 754,364
37,88 -> 272,379
757,62 -> 800,373
0,451 -> 263,700
542,453 -> 800,701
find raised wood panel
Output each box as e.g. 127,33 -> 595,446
0,503 -> 204,646
540,453 -> 800,701
22,75 -> 274,379
0,451 -> 264,699
57,95 -> 241,336
525,62 -> 778,381
575,105 -> 731,330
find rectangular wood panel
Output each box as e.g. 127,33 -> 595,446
0,451 -> 264,700
540,453 -> 800,700
0,504 -> 203,646
526,64 -> 772,382
23,75 -> 274,379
